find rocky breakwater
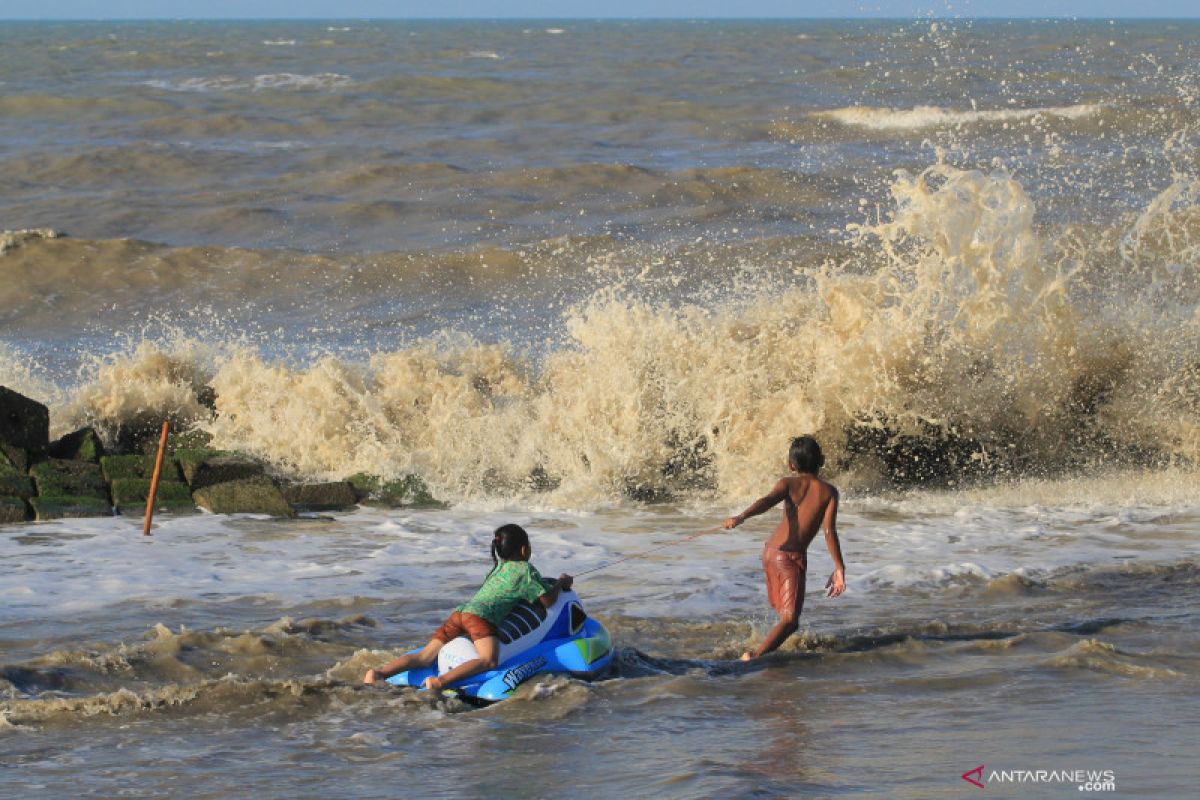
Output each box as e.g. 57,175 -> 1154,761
0,386 -> 441,524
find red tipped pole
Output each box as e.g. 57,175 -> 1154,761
143,420 -> 170,536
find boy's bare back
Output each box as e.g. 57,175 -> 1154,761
762,474 -> 839,553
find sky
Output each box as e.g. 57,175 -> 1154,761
1,1 -> 1197,20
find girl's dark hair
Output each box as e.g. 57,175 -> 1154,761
789,436 -> 824,474
490,523 -> 530,573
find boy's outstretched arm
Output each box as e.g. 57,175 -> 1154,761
823,488 -> 846,598
723,479 -> 788,529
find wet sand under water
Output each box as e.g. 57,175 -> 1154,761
2,492 -> 1198,798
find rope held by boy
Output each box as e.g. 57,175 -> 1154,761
573,526 -> 723,577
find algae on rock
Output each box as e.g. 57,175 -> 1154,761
0,386 -> 49,472
282,481 -> 358,511
176,450 -> 267,489
101,454 -> 184,483
48,427 -> 105,463
30,459 -> 109,500
347,473 -> 443,508
0,464 -> 35,499
168,429 -> 213,451
29,495 -> 113,521
192,476 -> 294,517
110,479 -> 194,513
0,495 -> 29,523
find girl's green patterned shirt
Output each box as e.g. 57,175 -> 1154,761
457,561 -> 552,626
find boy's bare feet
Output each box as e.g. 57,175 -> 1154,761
363,668 -> 378,684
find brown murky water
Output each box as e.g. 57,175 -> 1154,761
2,18 -> 1199,798
3,491 -> 1199,797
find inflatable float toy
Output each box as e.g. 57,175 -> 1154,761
387,589 -> 613,704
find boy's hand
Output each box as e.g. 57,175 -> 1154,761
723,515 -> 742,529
363,668 -> 378,685
423,676 -> 443,692
558,573 -> 574,591
825,567 -> 845,598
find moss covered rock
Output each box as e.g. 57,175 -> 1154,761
101,454 -> 183,483
346,473 -> 442,508
189,456 -> 265,491
0,386 -> 48,471
192,476 -> 294,517
175,450 -> 269,489
169,429 -> 213,451
48,427 -> 104,463
175,448 -> 224,482
30,494 -> 113,521
29,459 -> 109,500
282,481 -> 358,511
346,473 -> 379,499
0,444 -> 27,471
110,478 -> 194,513
0,463 -> 35,499
0,496 -> 29,524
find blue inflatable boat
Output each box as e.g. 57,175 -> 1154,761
386,590 -> 613,703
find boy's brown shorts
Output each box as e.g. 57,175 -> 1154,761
762,546 -> 807,617
432,611 -> 498,643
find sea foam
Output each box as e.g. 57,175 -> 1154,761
814,103 -> 1102,130
144,73 -> 352,92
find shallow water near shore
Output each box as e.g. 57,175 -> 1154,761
3,478 -> 1199,797
2,16 -> 1199,798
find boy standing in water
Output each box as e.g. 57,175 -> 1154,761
724,436 -> 846,660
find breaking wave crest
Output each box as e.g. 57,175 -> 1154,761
5,163 -> 1198,506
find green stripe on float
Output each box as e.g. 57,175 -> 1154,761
573,634 -> 611,664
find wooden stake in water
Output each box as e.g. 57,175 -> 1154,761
143,420 -> 170,536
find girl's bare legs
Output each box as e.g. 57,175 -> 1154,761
364,638 -> 443,684
423,636 -> 499,691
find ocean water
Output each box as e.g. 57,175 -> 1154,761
1,19 -> 1198,798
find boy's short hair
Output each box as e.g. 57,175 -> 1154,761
789,436 -> 824,474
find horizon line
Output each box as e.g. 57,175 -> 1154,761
2,15 -> 1199,22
